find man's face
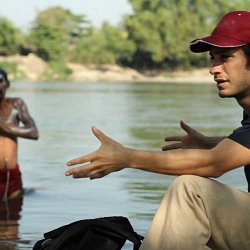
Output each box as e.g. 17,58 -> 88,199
209,47 -> 250,100
0,75 -> 9,101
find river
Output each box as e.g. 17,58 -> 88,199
0,81 -> 247,249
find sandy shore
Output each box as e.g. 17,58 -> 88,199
0,54 -> 213,83
68,63 -> 213,83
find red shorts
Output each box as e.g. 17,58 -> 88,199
0,164 -> 23,199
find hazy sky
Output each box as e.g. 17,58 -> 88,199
0,0 -> 133,29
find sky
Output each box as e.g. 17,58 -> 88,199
0,0 -> 133,29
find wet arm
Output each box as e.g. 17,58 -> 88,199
2,98 -> 39,139
8,117 -> 39,139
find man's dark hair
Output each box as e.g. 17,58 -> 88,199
242,44 -> 250,66
0,68 -> 9,85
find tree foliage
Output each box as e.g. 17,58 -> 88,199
27,25 -> 67,61
26,6 -> 92,62
42,61 -> 72,81
0,17 -> 22,55
125,0 -> 250,69
72,23 -> 136,64
0,1 -> 250,75
34,6 -> 91,45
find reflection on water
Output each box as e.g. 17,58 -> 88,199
0,197 -> 22,249
1,81 -> 246,249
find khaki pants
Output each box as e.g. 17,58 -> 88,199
139,175 -> 250,250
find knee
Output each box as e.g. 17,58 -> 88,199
168,175 -> 205,195
172,174 -> 203,186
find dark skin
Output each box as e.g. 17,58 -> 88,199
0,77 -> 38,198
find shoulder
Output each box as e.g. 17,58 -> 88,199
6,97 -> 27,108
242,114 -> 250,125
6,97 -> 24,102
228,116 -> 250,149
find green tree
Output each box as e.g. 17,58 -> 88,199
34,6 -> 91,46
125,0 -> 250,69
27,25 -> 67,61
26,6 -> 92,62
0,17 -> 23,55
72,23 -> 135,64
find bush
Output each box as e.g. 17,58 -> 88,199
42,61 -> 72,81
0,61 -> 26,80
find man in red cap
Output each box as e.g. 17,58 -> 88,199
65,11 -> 250,249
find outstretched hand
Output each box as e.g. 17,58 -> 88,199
65,126 -> 130,180
162,120 -> 208,151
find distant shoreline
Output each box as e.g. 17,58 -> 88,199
0,54 -> 213,84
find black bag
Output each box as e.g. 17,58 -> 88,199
33,216 -> 144,250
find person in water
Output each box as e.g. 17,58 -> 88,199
65,11 -> 250,249
0,68 -> 39,200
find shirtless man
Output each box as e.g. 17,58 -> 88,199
0,68 -> 38,200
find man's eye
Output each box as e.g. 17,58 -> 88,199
221,54 -> 231,60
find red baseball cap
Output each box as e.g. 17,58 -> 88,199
189,11 -> 250,53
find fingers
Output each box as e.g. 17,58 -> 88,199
65,161 -> 95,177
66,162 -> 111,180
92,126 -> 109,143
164,136 -> 183,142
65,126 -> 115,179
65,151 -> 95,176
67,152 -> 93,166
180,120 -> 193,134
65,126 -> 104,174
162,143 -> 182,151
75,170 -> 110,180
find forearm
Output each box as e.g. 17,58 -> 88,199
1,124 -> 39,140
127,148 -> 219,177
128,136 -> 246,177
10,126 -> 39,139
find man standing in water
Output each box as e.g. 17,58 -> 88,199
0,68 -> 39,200
66,11 -> 250,249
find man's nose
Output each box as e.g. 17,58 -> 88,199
209,62 -> 222,76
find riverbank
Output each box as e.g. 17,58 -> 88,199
0,54 -> 213,83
